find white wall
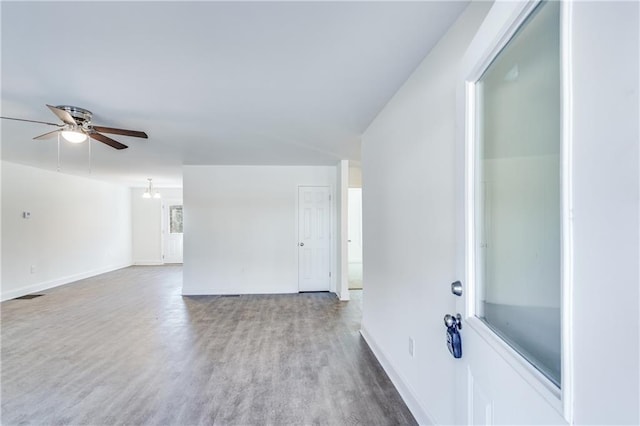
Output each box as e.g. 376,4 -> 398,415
570,1 -> 639,423
131,187 -> 183,264
347,188 -> 363,264
182,165 -> 337,295
132,188 -> 162,264
360,3 -> 491,425
1,161 -> 132,300
348,164 -> 362,188
1,161 -> 3,293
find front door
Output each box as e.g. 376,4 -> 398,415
454,1 -> 568,424
163,200 -> 183,263
298,186 -> 331,292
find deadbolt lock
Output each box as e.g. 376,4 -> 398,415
451,281 -> 463,296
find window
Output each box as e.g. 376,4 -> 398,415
169,205 -> 183,234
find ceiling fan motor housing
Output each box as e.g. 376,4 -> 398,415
56,105 -> 92,126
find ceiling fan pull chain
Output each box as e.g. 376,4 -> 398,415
88,135 -> 92,175
56,132 -> 61,172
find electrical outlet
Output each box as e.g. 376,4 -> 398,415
409,337 -> 415,357
30,265 -> 36,274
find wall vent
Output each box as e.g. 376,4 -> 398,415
14,294 -> 44,300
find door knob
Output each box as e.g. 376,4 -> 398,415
299,242 -> 304,247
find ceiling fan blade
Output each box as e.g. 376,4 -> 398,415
89,132 -> 128,150
91,126 -> 148,139
33,129 -> 62,140
1,116 -> 61,127
46,104 -> 77,125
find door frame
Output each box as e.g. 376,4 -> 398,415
456,0 -> 573,422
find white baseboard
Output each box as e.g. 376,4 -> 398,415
133,261 -> 165,266
360,326 -> 437,426
1,262 -> 132,302
181,289 -> 299,296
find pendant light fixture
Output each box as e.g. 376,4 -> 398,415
143,178 -> 161,199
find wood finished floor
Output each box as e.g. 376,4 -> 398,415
1,266 -> 416,425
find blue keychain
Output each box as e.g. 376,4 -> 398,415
447,325 -> 462,358
444,314 -> 462,359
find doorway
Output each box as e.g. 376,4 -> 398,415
348,188 -> 363,289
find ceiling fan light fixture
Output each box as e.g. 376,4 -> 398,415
61,130 -> 87,143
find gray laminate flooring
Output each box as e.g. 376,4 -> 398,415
1,266 -> 416,425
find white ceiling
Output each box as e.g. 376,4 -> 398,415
1,1 -> 468,187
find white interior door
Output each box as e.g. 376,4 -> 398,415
347,188 -> 363,289
163,199 -> 183,264
454,1 -> 569,424
298,186 -> 331,292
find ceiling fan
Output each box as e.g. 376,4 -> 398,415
1,105 -> 148,150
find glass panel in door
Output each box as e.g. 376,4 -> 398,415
475,1 -> 561,387
169,205 -> 183,234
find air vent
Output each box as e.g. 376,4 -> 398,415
14,294 -> 44,300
